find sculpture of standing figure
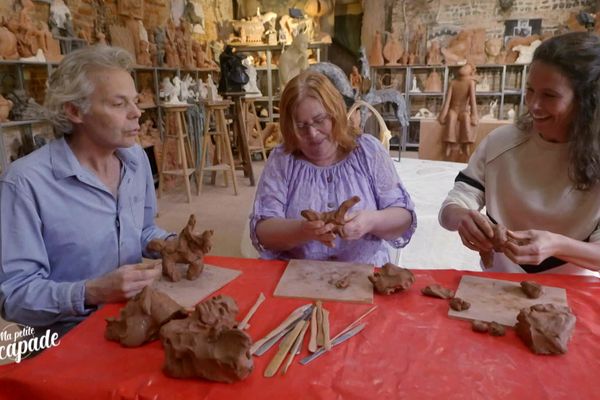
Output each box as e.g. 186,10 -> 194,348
242,55 -> 261,97
438,63 -> 479,157
368,31 -> 384,66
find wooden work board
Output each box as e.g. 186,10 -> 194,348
447,275 -> 568,327
273,259 -> 374,304
151,263 -> 241,308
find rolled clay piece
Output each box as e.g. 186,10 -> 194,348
488,321 -> 506,336
300,196 -> 361,238
368,263 -> 415,295
160,295 -> 254,383
515,304 -> 576,355
471,320 -> 489,333
479,224 -> 510,268
421,284 -> 455,299
449,297 -> 471,311
520,281 -> 544,299
105,286 -> 187,347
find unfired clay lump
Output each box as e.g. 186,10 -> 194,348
368,263 -> 415,295
520,281 -> 544,299
160,295 -> 254,383
449,297 -> 471,311
515,304 -> 576,355
422,284 -> 455,299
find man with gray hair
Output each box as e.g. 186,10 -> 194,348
0,45 -> 171,337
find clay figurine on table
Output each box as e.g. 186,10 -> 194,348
369,262 -> 415,295
301,196 -> 360,247
105,286 -> 186,347
438,63 -> 479,157
160,295 -> 254,383
146,214 -> 213,282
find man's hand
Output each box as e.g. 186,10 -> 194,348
84,261 -> 162,306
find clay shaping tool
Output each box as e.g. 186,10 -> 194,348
308,306 -> 318,352
281,319 -> 310,375
264,314 -> 310,377
252,305 -> 313,356
299,323 -> 366,365
237,292 -> 266,330
316,301 -> 324,346
332,305 -> 377,341
322,308 -> 331,350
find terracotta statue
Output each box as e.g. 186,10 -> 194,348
0,94 -> 14,122
426,40 -> 443,65
368,263 -> 415,295
368,31 -> 384,66
349,66 -> 362,92
382,30 -> 403,65
300,196 -> 360,247
0,25 -> 19,60
441,30 -> 472,65
105,286 -> 186,347
423,70 -> 442,92
484,38 -> 503,64
159,295 -> 254,383
136,40 -> 152,66
146,214 -> 214,282
438,63 -> 479,157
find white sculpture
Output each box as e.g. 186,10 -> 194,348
413,108 -> 435,119
242,56 -> 261,97
506,105 -> 516,121
206,74 -> 222,101
481,99 -> 498,121
160,77 -> 185,104
410,76 -> 420,93
180,74 -> 194,102
195,78 -> 208,100
50,0 -> 72,32
279,33 -> 309,89
514,39 -> 542,64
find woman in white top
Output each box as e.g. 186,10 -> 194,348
439,32 -> 600,277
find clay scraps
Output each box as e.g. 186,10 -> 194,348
160,295 -> 254,383
105,286 -> 187,347
471,320 -> 506,336
301,196 -> 361,246
449,297 -> 471,311
146,214 -> 213,282
421,284 -> 455,299
515,304 -> 576,355
520,281 -> 544,299
368,262 -> 415,295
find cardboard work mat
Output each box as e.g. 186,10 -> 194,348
151,263 -> 241,308
273,259 -> 374,304
447,275 -> 568,327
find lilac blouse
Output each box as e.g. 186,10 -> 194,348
249,134 -> 416,265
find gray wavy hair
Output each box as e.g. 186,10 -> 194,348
44,45 -> 134,134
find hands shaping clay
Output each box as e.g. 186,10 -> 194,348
515,304 -> 576,355
105,286 -> 186,347
422,284 -> 455,299
147,214 -> 213,282
160,295 -> 254,383
301,196 -> 360,246
480,224 -> 510,268
368,262 -> 415,295
520,281 -> 544,299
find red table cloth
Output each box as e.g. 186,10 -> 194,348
1,256 -> 599,400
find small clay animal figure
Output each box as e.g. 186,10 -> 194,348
422,284 -> 455,299
521,281 -> 544,299
301,196 -> 360,246
146,214 -> 213,282
368,262 -> 415,295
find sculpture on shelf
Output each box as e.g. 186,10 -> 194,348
514,39 -> 542,64
304,0 -> 333,42
0,95 -> 14,122
505,35 -> 541,64
506,105 -> 516,121
423,70 -> 442,92
476,75 -> 491,92
426,40 -> 443,65
242,55 -> 261,97
413,108 -> 435,119
146,214 -> 213,282
278,32 -> 309,89
183,0 -> 205,34
137,86 -> 155,109
136,40 -> 152,66
180,74 -> 195,102
49,0 -> 72,37
160,77 -> 184,105
481,99 -> 498,121
441,30 -> 472,65
218,45 -> 249,93
410,76 -> 421,93
368,31 -> 384,66
484,38 -> 503,64
382,30 -> 403,65
206,74 -> 221,101
438,63 -> 479,157
0,25 -> 20,60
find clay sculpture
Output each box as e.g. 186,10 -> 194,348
301,196 -> 360,246
521,281 -> 544,299
160,295 -> 254,383
146,214 -> 213,282
422,284 -> 455,299
368,263 -> 415,295
515,304 -> 576,355
480,223 -> 510,268
105,286 -> 186,347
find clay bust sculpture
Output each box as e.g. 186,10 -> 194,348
146,214 -> 214,282
426,40 -> 443,65
484,38 -> 503,64
301,196 -> 360,247
160,295 -> 254,383
368,263 -> 415,295
382,30 -> 403,65
105,286 -> 186,347
438,63 -> 479,157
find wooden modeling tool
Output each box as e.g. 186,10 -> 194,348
238,292 -> 266,330
322,308 -> 331,350
281,319 -> 310,375
251,304 -> 312,355
264,317 -> 307,377
333,305 -> 377,341
308,306 -> 318,353
316,301 -> 324,347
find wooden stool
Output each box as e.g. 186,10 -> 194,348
242,98 -> 268,161
198,101 -> 238,195
157,104 -> 198,203
224,92 -> 255,186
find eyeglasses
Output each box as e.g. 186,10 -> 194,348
294,114 -> 331,133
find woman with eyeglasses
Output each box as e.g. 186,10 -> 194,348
249,70 -> 416,264
439,32 -> 600,277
